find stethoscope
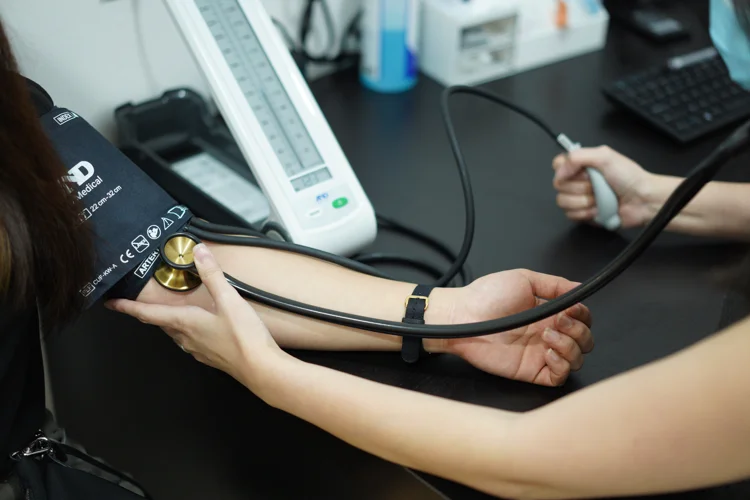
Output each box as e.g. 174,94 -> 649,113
153,86 -> 750,340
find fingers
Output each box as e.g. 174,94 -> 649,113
192,244 -> 242,308
516,269 -> 579,299
553,179 -> 593,195
556,193 -> 596,211
538,348 -> 571,387
543,328 -> 584,370
566,302 -> 592,328
106,299 -> 205,331
565,207 -> 598,222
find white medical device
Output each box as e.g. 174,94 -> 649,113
164,0 -> 377,256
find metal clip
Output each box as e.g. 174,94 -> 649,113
10,435 -> 52,461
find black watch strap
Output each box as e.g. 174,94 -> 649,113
401,284 -> 434,364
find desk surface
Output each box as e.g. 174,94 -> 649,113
48,3 -> 750,499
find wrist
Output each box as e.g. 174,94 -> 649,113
238,347 -> 298,403
637,172 -> 681,226
421,287 -> 459,355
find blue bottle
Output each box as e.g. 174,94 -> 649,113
360,0 -> 420,93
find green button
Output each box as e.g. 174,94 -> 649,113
332,197 -> 349,209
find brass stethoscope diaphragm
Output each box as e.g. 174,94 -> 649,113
154,233 -> 202,292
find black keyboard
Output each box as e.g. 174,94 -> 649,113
603,47 -> 750,143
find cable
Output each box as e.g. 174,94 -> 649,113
184,88 -> 750,338
372,214 -> 473,286
261,221 -> 292,242
297,1 -> 361,65
271,18 -> 297,49
189,218 -> 264,238
444,86 -> 560,143
132,0 -> 159,94
318,0 -> 337,58
187,225 -> 393,280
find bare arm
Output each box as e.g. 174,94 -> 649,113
644,175 -> 750,240
553,146 -> 750,240
113,245 -> 750,499
135,242 -> 456,353
130,242 -> 595,386
246,315 -> 750,500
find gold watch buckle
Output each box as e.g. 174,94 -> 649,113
405,295 -> 430,311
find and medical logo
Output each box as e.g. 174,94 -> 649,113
120,249 -> 135,264
131,235 -> 150,253
134,251 -> 160,279
80,283 -> 96,297
168,206 -> 187,219
147,225 -> 162,240
53,111 -> 78,126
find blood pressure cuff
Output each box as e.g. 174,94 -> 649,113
39,107 -> 194,307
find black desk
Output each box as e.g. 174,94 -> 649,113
48,3 -> 750,499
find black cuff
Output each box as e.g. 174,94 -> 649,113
401,284 -> 434,364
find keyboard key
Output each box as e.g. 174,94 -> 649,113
703,111 -> 715,122
651,103 -> 670,115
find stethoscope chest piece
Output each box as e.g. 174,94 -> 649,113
155,233 -> 202,292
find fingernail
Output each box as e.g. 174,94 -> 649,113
103,302 -> 114,310
547,348 -> 561,362
543,328 -> 561,343
558,313 -> 573,329
193,244 -> 208,264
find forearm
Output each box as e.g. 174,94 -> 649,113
247,318 -> 750,500
136,242 -> 456,352
644,174 -> 750,239
249,351 -> 531,498
514,315 -> 750,498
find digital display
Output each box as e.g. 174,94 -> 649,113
196,0 -> 325,179
291,167 -> 333,192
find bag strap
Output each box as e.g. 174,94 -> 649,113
52,442 -> 153,500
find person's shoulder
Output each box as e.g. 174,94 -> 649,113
23,77 -> 54,117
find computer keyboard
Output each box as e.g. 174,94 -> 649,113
603,47 -> 750,143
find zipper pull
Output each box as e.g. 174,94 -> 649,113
10,432 -> 53,461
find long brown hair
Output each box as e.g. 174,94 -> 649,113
0,19 -> 93,327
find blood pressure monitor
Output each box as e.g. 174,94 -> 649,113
164,0 -> 377,256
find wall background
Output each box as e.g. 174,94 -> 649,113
2,0 -> 360,138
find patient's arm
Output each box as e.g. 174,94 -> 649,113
136,241 -> 453,352
130,241 -> 595,386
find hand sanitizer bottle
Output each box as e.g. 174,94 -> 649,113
360,0 -> 421,93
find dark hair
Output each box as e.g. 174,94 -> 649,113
0,19 -> 94,327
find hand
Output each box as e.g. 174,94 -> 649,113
439,270 -> 593,387
106,244 -> 286,386
552,146 -> 655,229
